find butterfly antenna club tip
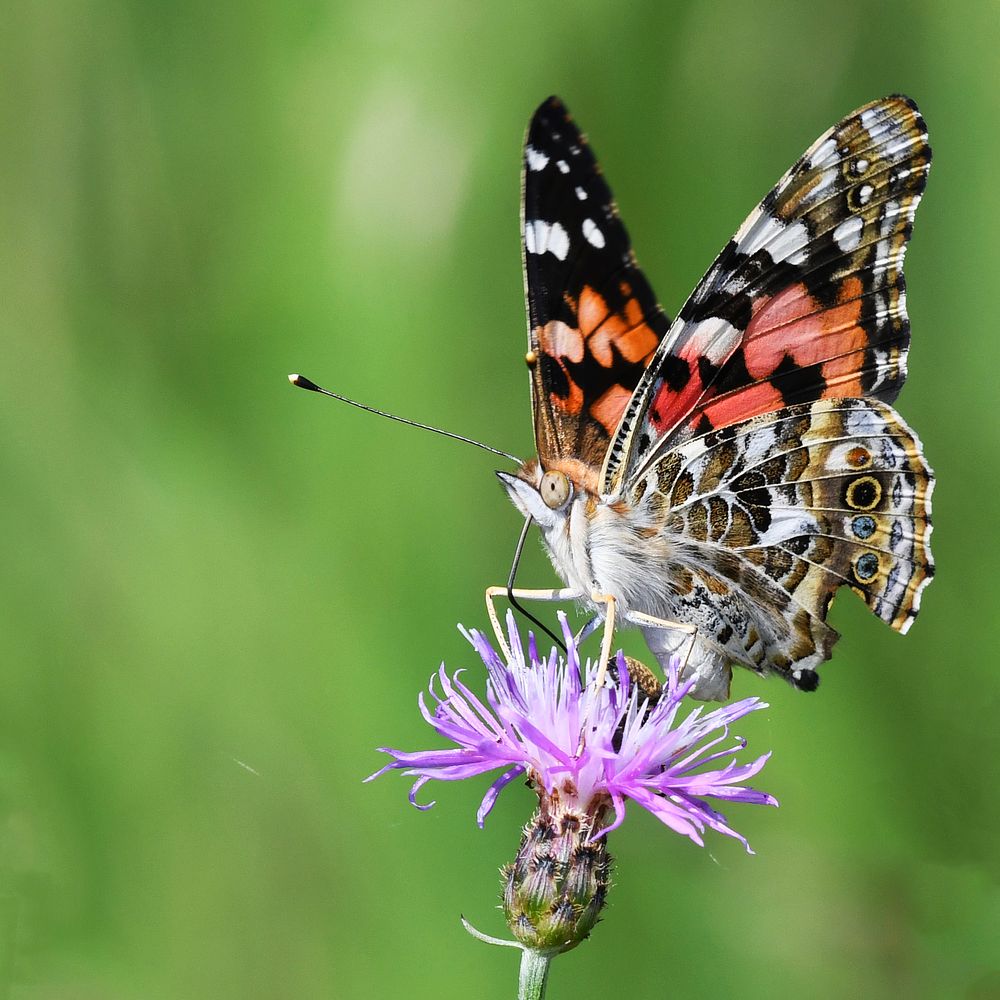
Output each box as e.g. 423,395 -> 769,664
289,373 -> 321,391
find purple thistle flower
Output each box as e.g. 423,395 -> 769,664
368,611 -> 777,853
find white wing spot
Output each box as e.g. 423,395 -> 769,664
854,157 -> 869,174
860,108 -> 881,130
525,145 -> 549,172
885,135 -> 914,159
549,222 -> 570,260
874,237 -> 891,275
779,226 -> 811,265
806,168 -> 837,204
880,200 -> 900,237
575,186 -> 588,200
525,220 -> 570,260
736,212 -> 811,266
686,316 -> 741,365
556,159 -> 569,174
582,218 -> 605,248
858,184 -> 874,205
833,215 -> 864,251
808,138 -> 837,169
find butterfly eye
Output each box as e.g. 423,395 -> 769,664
540,471 -> 572,510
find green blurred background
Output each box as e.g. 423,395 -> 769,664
3,1 -> 999,996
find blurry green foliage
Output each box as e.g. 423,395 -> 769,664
2,1 -> 998,997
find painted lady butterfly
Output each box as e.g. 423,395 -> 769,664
496,96 -> 934,700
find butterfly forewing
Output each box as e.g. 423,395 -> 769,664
603,96 -> 931,495
522,97 -> 671,470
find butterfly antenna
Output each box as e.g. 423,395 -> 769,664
289,374 -> 523,464
507,514 -> 567,653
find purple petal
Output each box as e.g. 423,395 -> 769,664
476,765 -> 525,827
668,753 -> 774,794
376,747 -> 483,768
408,761 -> 511,781
446,673 -> 507,740
623,784 -> 706,845
697,786 -> 778,806
408,776 -> 436,811
669,730 -> 736,773
596,792 -> 628,840
668,790 -> 756,854
559,612 -> 580,682
500,709 -> 577,768
363,754 -> 400,783
528,632 -> 539,666
613,651 -> 631,703
464,628 -> 505,673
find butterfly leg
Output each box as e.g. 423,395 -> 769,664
587,593 -> 617,691
484,585 -> 582,661
624,610 -> 699,671
565,592 -> 620,757
486,587 -> 617,684
485,587 -> 620,698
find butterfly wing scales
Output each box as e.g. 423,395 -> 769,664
634,397 -> 933,686
604,96 -> 931,494
522,97 -> 671,469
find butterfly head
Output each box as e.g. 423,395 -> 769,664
496,459 -> 598,530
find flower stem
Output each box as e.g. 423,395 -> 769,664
518,948 -> 552,1000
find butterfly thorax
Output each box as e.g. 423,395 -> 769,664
513,456 -> 689,621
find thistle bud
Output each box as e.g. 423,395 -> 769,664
502,800 -> 612,953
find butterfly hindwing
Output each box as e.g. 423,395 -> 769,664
603,96 -> 931,494
628,397 -> 933,686
522,97 -> 671,469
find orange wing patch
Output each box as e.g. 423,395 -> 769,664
744,277 -> 865,379
535,283 -> 660,436
578,285 -> 661,370
537,320 -> 585,417
695,277 -> 871,433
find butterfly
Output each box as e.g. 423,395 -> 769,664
495,96 -> 934,700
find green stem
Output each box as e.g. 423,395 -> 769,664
518,948 -> 552,1000
460,916 -> 555,999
